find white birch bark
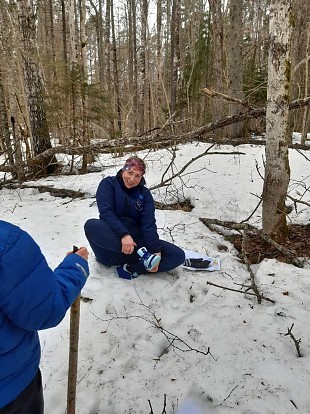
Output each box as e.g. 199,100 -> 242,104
262,0 -> 293,242
16,0 -> 55,175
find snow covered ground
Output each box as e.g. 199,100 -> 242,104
1,142 -> 309,413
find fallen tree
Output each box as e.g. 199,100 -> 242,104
1,92 -> 310,177
199,217 -> 306,268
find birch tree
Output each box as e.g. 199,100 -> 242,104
17,0 -> 56,174
262,0 -> 293,242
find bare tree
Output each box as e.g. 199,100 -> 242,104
262,0 -> 293,242
170,0 -> 181,128
208,0 -> 225,138
111,0 -> 122,134
61,0 -> 69,68
155,0 -> 163,126
290,0 -> 310,138
127,0 -> 138,134
0,70 -> 13,165
300,23 -> 310,145
137,0 -> 148,134
227,0 -> 245,138
16,0 -> 56,174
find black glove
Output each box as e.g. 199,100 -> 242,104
184,257 -> 211,269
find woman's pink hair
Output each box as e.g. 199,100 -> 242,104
123,156 -> 146,175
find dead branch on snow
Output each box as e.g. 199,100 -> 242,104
200,218 -> 305,268
284,323 -> 302,357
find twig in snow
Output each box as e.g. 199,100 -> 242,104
290,399 -> 298,409
148,399 -> 154,414
206,281 -> 274,304
90,302 -> 215,359
241,225 -> 262,304
218,384 -> 239,405
161,394 -> 167,414
148,394 -> 167,414
284,323 -> 302,357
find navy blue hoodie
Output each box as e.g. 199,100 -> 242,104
96,171 -> 162,253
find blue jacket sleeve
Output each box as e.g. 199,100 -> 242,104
0,225 -> 89,331
96,177 -> 129,237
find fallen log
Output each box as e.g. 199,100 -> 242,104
199,217 -> 305,268
1,93 -> 309,174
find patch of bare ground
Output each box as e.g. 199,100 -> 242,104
230,223 -> 310,264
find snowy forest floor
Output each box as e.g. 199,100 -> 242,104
230,223 -> 310,264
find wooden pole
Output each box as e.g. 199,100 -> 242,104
67,246 -> 81,414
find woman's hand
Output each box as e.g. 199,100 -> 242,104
121,235 -> 137,254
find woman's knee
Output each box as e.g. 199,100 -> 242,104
170,245 -> 185,267
84,218 -> 101,236
159,242 -> 185,271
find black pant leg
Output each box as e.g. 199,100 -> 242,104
0,370 -> 44,414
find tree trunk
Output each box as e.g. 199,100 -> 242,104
61,0 -> 68,68
155,0 -> 163,126
126,0 -> 137,134
262,0 -> 293,242
98,0 -> 105,87
79,0 -> 91,172
290,0 -> 310,136
17,0 -> 56,175
131,0 -> 138,134
0,71 -> 14,169
208,0 -> 225,139
228,0 -> 245,138
11,116 -> 25,182
111,0 -> 122,135
170,0 -> 181,129
137,0 -> 148,134
300,23 -> 310,145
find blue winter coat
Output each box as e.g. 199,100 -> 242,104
96,172 -> 162,253
0,220 -> 89,409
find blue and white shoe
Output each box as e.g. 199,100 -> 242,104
115,264 -> 139,280
137,247 -> 161,271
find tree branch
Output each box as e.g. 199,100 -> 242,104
202,87 -> 256,110
206,281 -> 274,303
284,323 -> 302,357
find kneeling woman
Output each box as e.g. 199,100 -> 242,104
84,156 -> 185,279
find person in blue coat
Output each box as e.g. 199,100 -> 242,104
0,220 -> 89,414
84,156 -> 185,279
